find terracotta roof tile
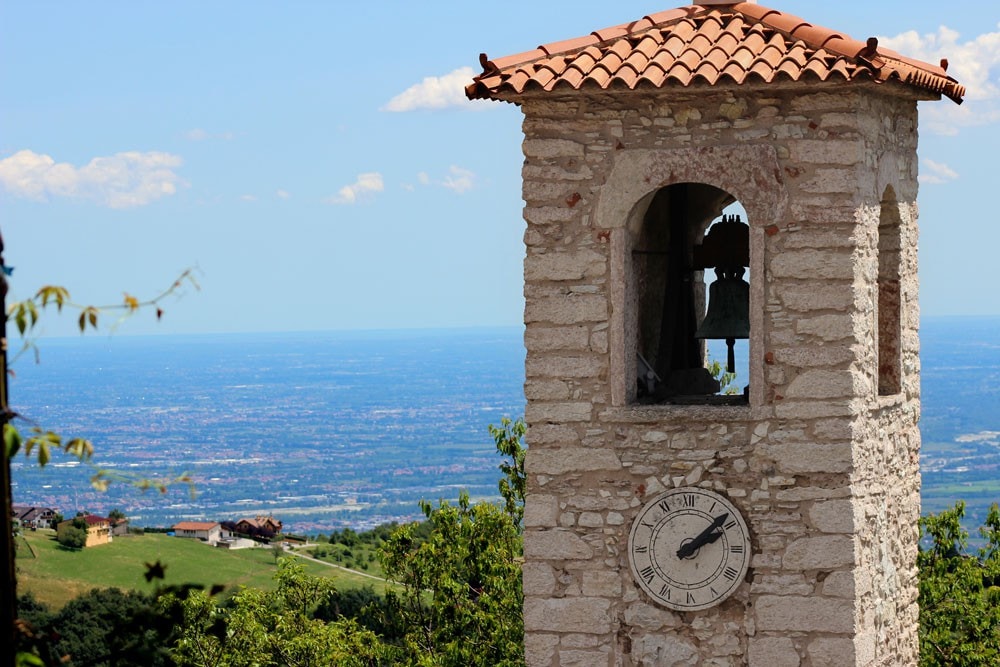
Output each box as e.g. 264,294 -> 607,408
467,2 -> 965,104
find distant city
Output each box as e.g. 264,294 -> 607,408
10,320 -> 1000,534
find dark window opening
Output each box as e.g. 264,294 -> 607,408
877,187 -> 902,396
632,183 -> 750,405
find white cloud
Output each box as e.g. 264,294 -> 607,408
276,189 -> 290,200
383,67 -> 481,112
442,166 -> 476,193
184,128 -> 235,141
325,172 -> 383,204
920,158 -> 960,185
414,166 -> 476,194
240,194 -> 258,202
0,149 -> 185,208
881,24 -> 1000,133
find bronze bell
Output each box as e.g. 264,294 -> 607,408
692,214 -> 751,375
695,266 -> 750,373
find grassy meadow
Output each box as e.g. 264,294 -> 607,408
16,530 -> 390,610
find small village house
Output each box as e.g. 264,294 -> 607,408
235,515 -> 282,537
12,505 -> 59,530
57,514 -> 112,548
172,521 -> 224,545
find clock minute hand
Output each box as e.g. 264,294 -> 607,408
676,512 -> 729,559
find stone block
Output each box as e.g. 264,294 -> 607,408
784,369 -> 856,399
800,168 -> 857,194
783,535 -> 855,570
770,250 -> 855,281
755,595 -> 854,633
807,637 -> 857,667
794,315 -> 855,343
780,283 -> 854,312
525,249 -> 607,282
526,424 -> 579,446
524,494 -> 560,527
788,139 -> 863,165
525,325 -> 591,351
525,379 -> 572,401
557,650 -> 611,667
582,570 -> 622,597
821,571 -> 856,598
524,529 -> 595,560
773,401 -> 853,420
526,355 -> 604,378
624,601 -> 681,631
759,442 -> 852,474
524,138 -> 585,159
773,345 -> 855,368
524,597 -> 612,634
524,295 -> 608,325
525,632 -> 559,666
809,499 -> 855,533
748,636 -> 800,667
523,562 -> 557,596
631,634 -> 699,667
525,402 -> 593,423
529,448 -> 622,475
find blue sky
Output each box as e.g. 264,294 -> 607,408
1,1 -> 997,336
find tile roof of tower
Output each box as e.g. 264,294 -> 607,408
466,2 -> 965,105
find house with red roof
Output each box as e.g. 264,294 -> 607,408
56,514 -> 111,547
173,521 -> 224,545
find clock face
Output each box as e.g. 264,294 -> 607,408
628,487 -> 750,611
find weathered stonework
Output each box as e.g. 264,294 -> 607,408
518,82 -> 925,666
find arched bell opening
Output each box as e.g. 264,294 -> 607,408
877,185 -> 902,396
629,182 -> 750,406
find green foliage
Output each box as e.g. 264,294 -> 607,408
171,559 -> 384,667
16,588 -> 175,667
375,418 -> 526,666
491,417 -> 526,524
706,357 -> 738,395
378,493 -> 524,666
57,525 -> 87,550
919,501 -> 1000,666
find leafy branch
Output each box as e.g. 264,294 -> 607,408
4,268 -> 199,494
7,268 -> 199,365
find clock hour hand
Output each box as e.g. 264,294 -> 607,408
676,512 -> 729,559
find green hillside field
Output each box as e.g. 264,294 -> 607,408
15,530 -> 390,610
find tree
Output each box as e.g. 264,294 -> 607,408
3,261 -> 197,664
376,417 -> 526,666
56,525 -> 87,550
171,559 -> 384,667
918,501 -> 1000,666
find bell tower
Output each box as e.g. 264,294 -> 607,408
468,2 -> 964,665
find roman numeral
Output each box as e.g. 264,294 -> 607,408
730,544 -> 744,554
686,591 -> 696,604
682,494 -> 696,507
723,566 -> 739,581
633,545 -> 648,554
710,587 -> 719,598
659,584 -> 671,599
658,500 -> 671,513
639,566 -> 656,585
724,520 -> 737,530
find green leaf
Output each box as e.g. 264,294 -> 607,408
3,424 -> 21,459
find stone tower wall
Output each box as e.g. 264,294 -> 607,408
519,84 -> 922,666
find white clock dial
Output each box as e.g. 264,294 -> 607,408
628,487 -> 750,611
